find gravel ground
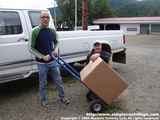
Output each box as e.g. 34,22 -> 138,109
0,34 -> 160,120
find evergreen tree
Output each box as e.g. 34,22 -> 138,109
55,0 -> 81,30
150,8 -> 160,16
55,0 -> 114,30
115,0 -> 160,17
91,0 -> 114,21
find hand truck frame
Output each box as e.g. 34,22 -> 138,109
47,54 -> 108,113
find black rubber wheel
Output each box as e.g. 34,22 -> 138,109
86,90 -> 98,102
90,99 -> 104,113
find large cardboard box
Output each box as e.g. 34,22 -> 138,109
80,57 -> 128,105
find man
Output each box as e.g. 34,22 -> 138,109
28,11 -> 70,107
86,40 -> 110,64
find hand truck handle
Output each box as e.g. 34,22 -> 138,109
47,54 -> 82,82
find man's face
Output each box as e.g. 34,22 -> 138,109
40,11 -> 50,28
93,43 -> 102,53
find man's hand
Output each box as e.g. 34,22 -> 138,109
90,53 -> 100,62
52,51 -> 58,56
42,55 -> 51,61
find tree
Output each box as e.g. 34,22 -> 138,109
55,0 -> 115,30
115,0 -> 160,17
91,0 -> 114,22
55,0 -> 82,30
150,8 -> 160,16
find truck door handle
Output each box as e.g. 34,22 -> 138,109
18,38 -> 28,42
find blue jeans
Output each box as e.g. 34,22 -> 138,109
37,61 -> 65,102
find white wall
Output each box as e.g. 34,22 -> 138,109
120,24 -> 140,35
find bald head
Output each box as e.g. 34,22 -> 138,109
39,10 -> 50,28
40,11 -> 49,17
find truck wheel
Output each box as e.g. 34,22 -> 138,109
86,90 -> 98,102
69,62 -> 75,66
90,99 -> 104,113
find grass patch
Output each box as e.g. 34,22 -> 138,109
63,77 -> 78,84
48,85 -> 57,91
148,84 -> 153,89
134,108 -> 142,112
104,105 -> 124,114
103,100 -> 125,114
47,76 -> 78,92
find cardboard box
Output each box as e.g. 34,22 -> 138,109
80,57 -> 128,105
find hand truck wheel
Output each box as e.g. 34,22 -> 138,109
86,90 -> 98,102
90,99 -> 104,113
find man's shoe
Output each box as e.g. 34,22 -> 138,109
60,97 -> 70,104
41,101 -> 51,108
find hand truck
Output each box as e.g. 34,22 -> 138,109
47,54 -> 108,113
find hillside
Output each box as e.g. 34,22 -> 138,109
90,0 -> 136,9
48,0 -> 160,18
108,0 -> 135,9
48,0 -> 136,18
115,0 -> 160,17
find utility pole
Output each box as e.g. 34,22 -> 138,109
54,3 -> 57,30
82,0 -> 88,30
75,0 -> 77,30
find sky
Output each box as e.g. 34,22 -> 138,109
1,0 -> 146,9
0,0 -> 57,9
0,0 -> 147,9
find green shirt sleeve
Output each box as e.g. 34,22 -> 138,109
28,26 -> 43,59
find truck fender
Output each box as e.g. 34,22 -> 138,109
91,41 -> 111,54
101,43 -> 111,54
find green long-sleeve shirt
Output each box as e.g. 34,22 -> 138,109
28,26 -> 59,63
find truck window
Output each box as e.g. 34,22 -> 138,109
0,11 -> 22,35
28,11 -> 41,28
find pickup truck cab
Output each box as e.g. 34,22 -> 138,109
0,8 -> 126,83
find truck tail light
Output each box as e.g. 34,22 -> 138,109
123,34 -> 126,44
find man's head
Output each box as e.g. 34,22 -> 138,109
39,11 -> 50,28
93,40 -> 102,53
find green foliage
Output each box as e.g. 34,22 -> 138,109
150,7 -> 160,16
103,100 -> 124,114
55,0 -> 82,30
108,0 -> 135,9
55,0 -> 115,30
90,0 -> 135,9
51,0 -> 160,30
91,0 -> 114,21
115,0 -> 160,17
56,1 -> 73,30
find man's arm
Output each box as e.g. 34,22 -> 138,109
87,51 -> 110,64
89,53 -> 100,62
100,51 -> 110,63
28,27 -> 43,59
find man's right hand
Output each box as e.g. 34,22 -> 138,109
90,53 -> 100,62
42,55 -> 51,61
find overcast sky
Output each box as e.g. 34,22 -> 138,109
0,0 -> 146,9
0,0 -> 56,9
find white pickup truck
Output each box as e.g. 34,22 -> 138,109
0,8 -> 126,83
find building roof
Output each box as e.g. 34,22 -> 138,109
93,17 -> 160,24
